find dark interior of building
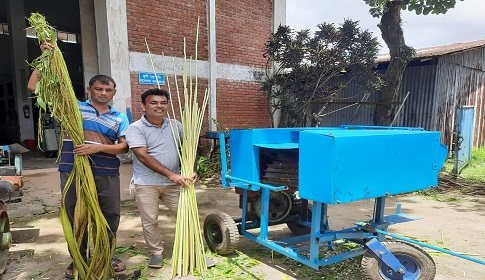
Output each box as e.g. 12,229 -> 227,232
0,0 -> 83,144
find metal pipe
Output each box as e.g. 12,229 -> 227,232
224,175 -> 286,191
375,229 -> 485,265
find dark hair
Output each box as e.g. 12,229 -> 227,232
89,75 -> 116,89
141,88 -> 170,104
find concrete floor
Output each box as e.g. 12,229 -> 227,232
20,149 -> 59,171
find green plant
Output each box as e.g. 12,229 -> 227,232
194,250 -> 262,280
197,156 -> 212,178
262,21 -> 381,127
28,268 -> 52,278
249,244 -> 362,279
114,244 -> 148,258
210,118 -> 229,132
197,155 -> 227,182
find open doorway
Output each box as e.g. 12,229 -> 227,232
0,0 -> 83,145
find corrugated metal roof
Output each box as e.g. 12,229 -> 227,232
376,39 -> 485,63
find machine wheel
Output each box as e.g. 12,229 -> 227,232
203,212 -> 239,255
0,208 -> 11,274
254,191 -> 292,223
286,221 -> 311,235
361,241 -> 436,280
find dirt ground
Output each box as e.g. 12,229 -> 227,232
1,153 -> 485,279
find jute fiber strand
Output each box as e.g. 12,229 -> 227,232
28,13 -> 114,279
146,19 -> 210,278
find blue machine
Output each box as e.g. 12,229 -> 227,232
203,126 -> 485,279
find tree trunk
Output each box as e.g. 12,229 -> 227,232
374,0 -> 414,126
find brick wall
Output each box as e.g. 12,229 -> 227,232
216,0 -> 272,67
126,0 -> 209,60
127,0 -> 273,129
216,80 -> 271,128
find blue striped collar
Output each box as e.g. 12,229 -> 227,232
83,99 -> 120,115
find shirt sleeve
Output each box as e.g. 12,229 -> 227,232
125,122 -> 147,148
117,113 -> 130,138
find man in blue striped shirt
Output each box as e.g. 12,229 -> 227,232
29,63 -> 129,278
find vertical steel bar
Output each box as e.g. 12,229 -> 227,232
241,189 -> 248,232
259,188 -> 270,240
373,197 -> 386,223
310,202 -> 323,264
219,133 -> 229,187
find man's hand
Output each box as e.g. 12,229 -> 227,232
73,144 -> 102,155
169,173 -> 196,188
40,41 -> 54,52
190,172 -> 198,183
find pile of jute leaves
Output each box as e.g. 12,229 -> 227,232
147,19 -> 209,278
28,13 -> 113,279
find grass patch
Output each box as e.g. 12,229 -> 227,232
28,268 -> 52,278
248,243 -> 362,279
194,250 -> 263,280
442,146 -> 485,183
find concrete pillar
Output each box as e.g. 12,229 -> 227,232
273,0 -> 286,31
94,0 -> 131,117
6,0 -> 34,141
271,0 -> 286,128
79,0 -> 98,94
208,0 -> 217,131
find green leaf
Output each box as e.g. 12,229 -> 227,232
423,6 -> 434,15
36,97 -> 47,111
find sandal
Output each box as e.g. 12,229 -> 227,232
111,257 -> 126,272
64,262 -> 74,279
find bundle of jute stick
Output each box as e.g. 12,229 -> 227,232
146,18 -> 210,278
28,13 -> 113,279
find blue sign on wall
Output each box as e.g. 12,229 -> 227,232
138,72 -> 165,85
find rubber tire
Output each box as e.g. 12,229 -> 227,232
203,212 -> 239,255
361,241 -> 436,280
286,221 -> 311,235
286,207 -> 312,236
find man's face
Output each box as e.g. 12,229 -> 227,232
142,94 -> 169,119
87,81 -> 116,105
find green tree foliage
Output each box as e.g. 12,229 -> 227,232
364,0 -> 463,125
262,20 -> 381,127
365,0 -> 462,16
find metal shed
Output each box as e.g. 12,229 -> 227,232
316,40 -> 485,151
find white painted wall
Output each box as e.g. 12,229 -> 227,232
79,0 -> 98,94
94,0 -> 131,116
129,52 -> 265,83
208,0 -> 217,131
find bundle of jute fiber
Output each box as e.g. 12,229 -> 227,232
151,19 -> 210,278
28,13 -> 113,279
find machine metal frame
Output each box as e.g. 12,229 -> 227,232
203,127 -> 485,279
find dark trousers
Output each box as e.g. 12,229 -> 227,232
60,172 -> 121,258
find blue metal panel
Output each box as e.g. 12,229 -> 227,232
230,128 -> 341,183
229,127 -> 447,204
230,129 -> 260,184
251,127 -> 338,146
453,106 -> 475,173
299,129 -> 447,204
